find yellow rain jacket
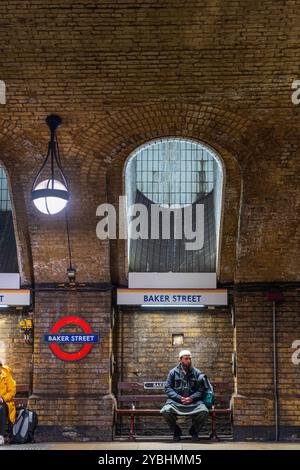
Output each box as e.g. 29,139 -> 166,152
0,365 -> 16,424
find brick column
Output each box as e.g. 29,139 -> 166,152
28,288 -> 115,442
232,289 -> 275,440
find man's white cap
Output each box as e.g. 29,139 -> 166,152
179,350 -> 192,359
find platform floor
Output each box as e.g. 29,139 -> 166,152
1,440 -> 300,450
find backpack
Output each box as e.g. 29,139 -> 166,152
199,374 -> 215,409
10,407 -> 38,444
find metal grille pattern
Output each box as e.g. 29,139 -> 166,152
0,164 -> 18,272
134,139 -> 215,207
0,166 -> 11,211
126,139 -> 222,273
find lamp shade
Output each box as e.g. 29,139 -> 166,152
31,114 -> 69,216
32,179 -> 69,215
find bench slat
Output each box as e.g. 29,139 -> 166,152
16,384 -> 30,394
115,408 -> 231,415
116,409 -> 161,416
14,384 -> 30,408
118,396 -> 229,403
118,395 -> 166,402
14,398 -> 28,407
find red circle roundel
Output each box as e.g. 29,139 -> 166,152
46,316 -> 99,361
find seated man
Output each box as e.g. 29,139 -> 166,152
160,350 -> 210,441
0,360 -> 16,445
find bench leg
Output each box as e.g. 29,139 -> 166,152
209,410 -> 220,441
129,413 -> 136,440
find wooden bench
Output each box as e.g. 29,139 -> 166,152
114,381 -> 232,440
14,383 -> 30,408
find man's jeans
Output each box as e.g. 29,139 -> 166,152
0,400 -> 8,436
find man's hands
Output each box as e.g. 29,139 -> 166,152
180,397 -> 193,404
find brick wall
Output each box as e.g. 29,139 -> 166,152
0,310 -> 33,385
114,306 -> 233,436
276,290 -> 300,435
114,307 -> 233,383
0,0 -> 299,441
28,289 -> 115,441
232,287 -> 300,440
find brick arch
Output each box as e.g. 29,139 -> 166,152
0,105 -> 271,285
73,103 -> 261,174
81,103 -> 250,285
0,117 -> 113,285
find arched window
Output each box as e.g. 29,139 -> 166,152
0,164 -> 18,272
125,138 -> 224,273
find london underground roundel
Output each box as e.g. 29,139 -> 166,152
44,316 -> 99,361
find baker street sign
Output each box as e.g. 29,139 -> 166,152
117,289 -> 228,307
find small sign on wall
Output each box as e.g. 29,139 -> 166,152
44,316 -> 100,361
144,382 -> 166,389
0,289 -> 31,306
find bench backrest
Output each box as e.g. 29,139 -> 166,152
210,381 -> 233,407
117,381 -> 232,408
14,383 -> 30,407
16,384 -> 30,395
118,382 -> 165,405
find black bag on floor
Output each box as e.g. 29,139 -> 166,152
10,407 -> 38,444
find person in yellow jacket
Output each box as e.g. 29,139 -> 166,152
0,360 -> 16,445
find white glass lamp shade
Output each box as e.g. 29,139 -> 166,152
32,179 -> 69,215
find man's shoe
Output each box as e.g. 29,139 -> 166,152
0,435 -> 5,446
189,426 -> 200,442
173,425 -> 182,441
